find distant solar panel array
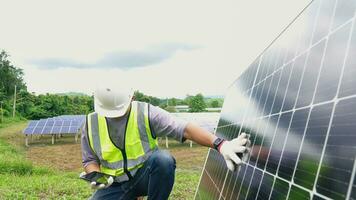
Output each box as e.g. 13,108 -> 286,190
173,113 -> 220,133
23,115 -> 85,146
196,0 -> 356,199
170,113 -> 220,148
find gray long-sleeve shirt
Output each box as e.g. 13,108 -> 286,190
81,102 -> 188,167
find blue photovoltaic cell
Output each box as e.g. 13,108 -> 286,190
23,120 -> 39,134
28,120 -> 38,127
54,120 -> 63,126
196,0 -> 356,199
69,126 -> 79,133
51,126 -> 62,134
42,126 -> 53,135
37,119 -> 47,126
256,173 -> 274,199
63,120 -> 71,126
60,126 -> 70,134
33,126 -> 44,134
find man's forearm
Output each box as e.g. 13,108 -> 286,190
183,122 -> 218,148
85,162 -> 101,174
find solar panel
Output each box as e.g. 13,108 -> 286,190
173,113 -> 220,133
23,115 -> 85,135
195,0 -> 356,199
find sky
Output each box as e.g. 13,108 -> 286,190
1,0 -> 310,98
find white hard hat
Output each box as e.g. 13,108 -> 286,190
94,87 -> 134,118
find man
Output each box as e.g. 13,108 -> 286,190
81,87 -> 250,200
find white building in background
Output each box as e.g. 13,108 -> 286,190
174,105 -> 222,113
174,105 -> 189,112
205,107 -> 222,112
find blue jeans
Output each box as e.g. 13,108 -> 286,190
90,150 -> 176,200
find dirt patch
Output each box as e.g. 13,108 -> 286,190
0,123 -> 84,172
26,135 -> 83,171
26,142 -> 83,172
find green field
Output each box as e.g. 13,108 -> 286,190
0,121 -> 208,199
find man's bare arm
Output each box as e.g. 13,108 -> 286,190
183,122 -> 217,148
85,163 -> 101,174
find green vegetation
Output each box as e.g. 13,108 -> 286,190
0,122 -> 91,199
206,98 -> 224,108
0,116 -> 24,129
0,50 -> 94,120
134,91 -> 223,113
187,94 -> 207,112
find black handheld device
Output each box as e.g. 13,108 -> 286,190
80,171 -> 111,185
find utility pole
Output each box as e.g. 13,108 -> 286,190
0,102 -> 3,123
12,85 -> 16,118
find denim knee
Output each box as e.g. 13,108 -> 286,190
150,150 -> 176,173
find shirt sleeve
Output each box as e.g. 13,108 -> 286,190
149,104 -> 188,143
81,119 -> 100,168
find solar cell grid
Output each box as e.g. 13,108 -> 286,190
278,108 -> 310,181
316,98 -> 356,199
314,22 -> 352,104
23,115 -> 85,135
339,23 -> 356,98
288,185 -> 310,200
28,120 -> 38,127
195,0 -> 356,199
23,120 -> 39,134
270,178 -> 289,199
246,168 -> 263,199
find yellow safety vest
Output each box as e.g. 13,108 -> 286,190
87,101 -> 158,181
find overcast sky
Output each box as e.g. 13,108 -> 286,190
1,0 -> 310,98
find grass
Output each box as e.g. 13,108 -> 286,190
0,122 -> 93,199
0,122 -> 208,199
0,116 -> 25,129
160,141 -> 208,199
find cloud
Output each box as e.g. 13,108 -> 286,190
29,43 -> 200,70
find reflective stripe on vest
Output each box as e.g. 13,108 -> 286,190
87,101 -> 157,177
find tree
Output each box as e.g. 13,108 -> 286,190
0,50 -> 97,120
0,50 -> 27,97
183,95 -> 193,106
211,100 -> 220,108
168,98 -> 177,106
134,90 -> 150,103
188,94 -> 207,112
0,87 -> 6,102
149,96 -> 160,106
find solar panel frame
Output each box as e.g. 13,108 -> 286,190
195,0 -> 356,199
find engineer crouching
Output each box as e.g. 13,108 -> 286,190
80,87 -> 251,200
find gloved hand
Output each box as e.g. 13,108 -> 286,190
218,132 -> 251,171
79,171 -> 114,190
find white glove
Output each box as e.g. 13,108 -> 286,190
79,172 -> 114,190
218,132 -> 251,171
